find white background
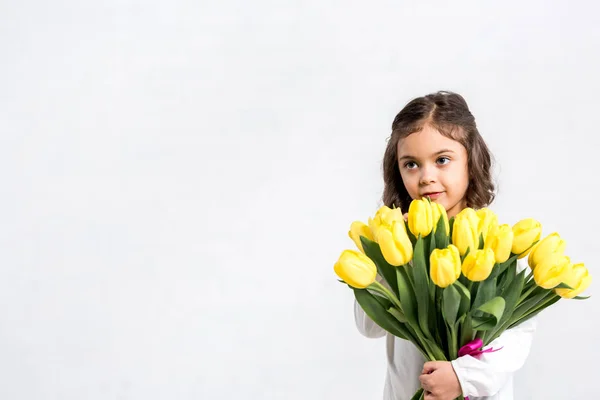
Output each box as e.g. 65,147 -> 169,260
1,1 -> 599,399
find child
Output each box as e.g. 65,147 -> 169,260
354,91 -> 537,400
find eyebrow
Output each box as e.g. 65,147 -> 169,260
398,149 -> 456,162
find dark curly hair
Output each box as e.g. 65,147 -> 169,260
382,91 -> 495,211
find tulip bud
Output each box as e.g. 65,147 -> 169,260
476,208 -> 499,241
528,233 -> 566,270
431,202 -> 450,234
511,218 -> 542,258
461,248 -> 496,282
408,199 -> 434,237
430,245 -> 461,288
348,221 -> 374,254
378,221 -> 414,266
333,249 -> 378,289
533,254 -> 570,289
555,263 -> 592,299
368,205 -> 405,242
484,224 -> 514,263
451,208 -> 479,256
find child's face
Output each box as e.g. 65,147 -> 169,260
396,124 -> 469,218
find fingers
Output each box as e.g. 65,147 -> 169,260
419,373 -> 433,392
420,363 -> 438,398
403,212 -> 408,221
421,361 -> 439,374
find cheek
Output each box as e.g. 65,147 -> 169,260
450,164 -> 470,192
400,171 -> 419,194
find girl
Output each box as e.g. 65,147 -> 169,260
354,91 -> 536,400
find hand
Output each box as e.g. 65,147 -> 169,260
419,361 -> 462,400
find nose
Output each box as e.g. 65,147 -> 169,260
419,165 -> 437,185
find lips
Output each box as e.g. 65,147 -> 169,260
422,192 -> 444,199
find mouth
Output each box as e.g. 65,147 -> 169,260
421,192 -> 444,200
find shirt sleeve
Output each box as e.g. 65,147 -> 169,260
451,258 -> 538,397
451,313 -> 537,397
353,298 -> 386,338
353,274 -> 387,338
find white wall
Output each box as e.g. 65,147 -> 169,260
1,1 -> 599,399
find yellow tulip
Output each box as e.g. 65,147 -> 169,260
528,233 -> 566,270
368,205 -> 405,242
462,248 -> 496,281
452,208 -> 479,256
408,199 -> 433,237
555,263 -> 592,299
333,249 -> 378,289
348,221 -> 374,254
511,218 -> 542,258
484,224 -> 514,263
431,202 -> 450,234
476,208 -> 499,241
533,254 -> 570,289
378,221 -> 413,266
430,245 -> 461,288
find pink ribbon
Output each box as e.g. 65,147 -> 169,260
458,339 -> 503,400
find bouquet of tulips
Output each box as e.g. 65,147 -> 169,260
334,199 -> 591,400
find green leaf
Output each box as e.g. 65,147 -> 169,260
429,231 -> 437,257
448,217 -> 455,238
508,294 -> 560,329
460,314 -> 474,347
387,306 -> 407,323
353,288 -> 408,340
435,286 -> 448,350
396,266 -> 418,328
499,262 -> 518,293
424,234 -> 435,304
453,279 -> 472,319
407,229 -> 417,247
486,269 -> 526,342
410,388 -> 424,400
489,256 -> 518,281
511,288 -> 551,322
370,291 -> 393,310
443,284 -> 461,326
471,296 -> 505,331
499,269 -> 525,321
454,279 -> 471,299
554,282 -> 575,290
472,278 -> 496,311
412,236 -> 432,339
573,295 -> 591,300
361,236 -> 399,296
434,216 -> 449,249
478,233 -> 484,250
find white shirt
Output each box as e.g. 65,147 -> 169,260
354,261 -> 537,400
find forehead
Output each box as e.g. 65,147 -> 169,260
397,124 -> 465,157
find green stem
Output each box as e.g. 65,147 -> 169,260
517,292 -> 560,323
369,281 -> 403,311
466,280 -> 474,293
407,327 -> 436,360
448,326 -> 458,360
524,269 -> 533,284
488,291 -> 555,343
518,284 -> 537,305
410,388 -> 424,400
386,305 -> 434,361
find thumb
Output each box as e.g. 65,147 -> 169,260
422,361 -> 441,374
403,213 -> 408,221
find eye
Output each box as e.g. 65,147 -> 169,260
437,156 -> 450,165
404,161 -> 418,169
